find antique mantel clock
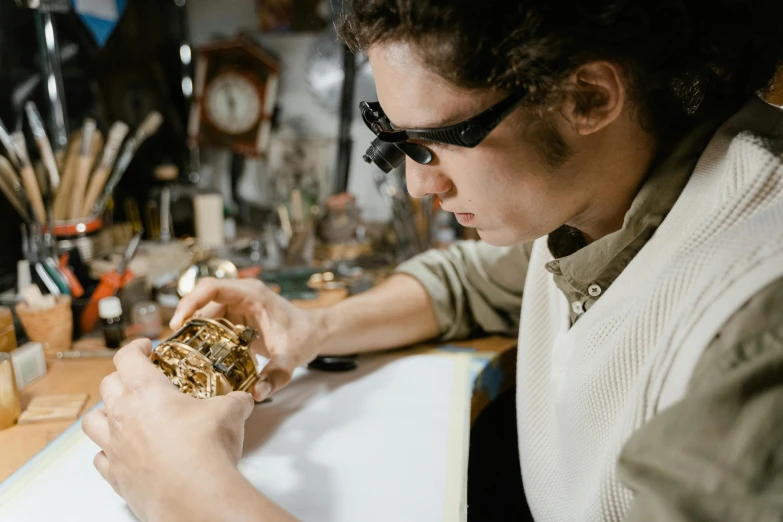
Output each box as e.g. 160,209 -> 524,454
188,35 -> 280,158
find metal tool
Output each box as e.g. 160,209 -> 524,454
57,349 -> 117,359
31,223 -> 68,295
117,230 -> 142,275
39,209 -> 71,296
22,224 -> 61,296
28,1 -> 71,150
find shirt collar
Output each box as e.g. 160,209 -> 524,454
544,110 -> 733,321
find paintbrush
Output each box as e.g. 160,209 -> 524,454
33,162 -> 48,198
81,121 -> 129,217
0,152 -> 28,200
0,116 -> 22,170
69,119 -> 97,220
26,102 -> 61,196
52,130 -> 81,221
11,133 -> 46,223
25,102 -> 61,194
91,111 -> 163,217
0,155 -> 31,222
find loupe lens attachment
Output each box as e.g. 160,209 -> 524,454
363,137 -> 406,173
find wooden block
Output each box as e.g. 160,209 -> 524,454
17,394 -> 89,424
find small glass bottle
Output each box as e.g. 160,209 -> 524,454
99,297 -> 125,349
131,301 -> 162,339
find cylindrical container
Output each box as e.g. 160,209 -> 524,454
15,296 -> 73,358
132,301 -> 162,339
193,193 -> 225,248
0,353 -> 21,430
54,217 -> 103,262
0,306 -> 17,354
99,297 -> 125,349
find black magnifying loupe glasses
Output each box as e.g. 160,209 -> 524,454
360,92 -> 525,173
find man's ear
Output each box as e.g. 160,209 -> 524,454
561,61 -> 625,136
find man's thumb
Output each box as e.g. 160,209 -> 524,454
252,357 -> 294,402
222,390 -> 255,421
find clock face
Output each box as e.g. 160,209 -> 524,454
204,73 -> 262,135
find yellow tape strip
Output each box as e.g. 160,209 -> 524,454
443,354 -> 471,521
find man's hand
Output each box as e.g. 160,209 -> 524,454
82,339 -> 255,521
170,278 -> 327,402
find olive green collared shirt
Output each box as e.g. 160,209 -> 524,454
397,104 -> 783,520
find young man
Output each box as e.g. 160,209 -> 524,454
83,1 -> 783,520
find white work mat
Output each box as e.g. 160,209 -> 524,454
0,353 -> 470,522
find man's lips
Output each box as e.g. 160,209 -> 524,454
440,206 -> 476,223
454,212 -> 476,226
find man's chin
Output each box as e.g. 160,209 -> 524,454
475,227 -> 540,247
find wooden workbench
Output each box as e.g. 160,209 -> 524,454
0,351 -> 115,483
0,287 -> 517,484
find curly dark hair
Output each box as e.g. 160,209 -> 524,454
338,0 -> 783,135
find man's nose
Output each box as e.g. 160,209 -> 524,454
405,157 -> 453,198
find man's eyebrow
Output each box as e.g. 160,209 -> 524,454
385,106 -> 475,130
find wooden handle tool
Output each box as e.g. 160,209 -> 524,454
91,111 -> 163,217
25,102 -> 61,193
81,121 -> 129,217
0,155 -> 31,222
69,119 -> 97,220
11,133 -> 46,223
0,117 -> 22,170
53,130 -> 82,221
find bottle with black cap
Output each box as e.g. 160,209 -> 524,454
99,296 -> 125,349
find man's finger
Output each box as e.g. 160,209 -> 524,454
250,334 -> 270,359
83,409 -> 111,450
113,339 -> 169,388
99,372 -> 123,407
171,278 -> 264,329
216,391 -> 255,422
94,451 -> 110,480
193,301 -> 226,321
93,451 -> 121,495
253,356 -> 295,402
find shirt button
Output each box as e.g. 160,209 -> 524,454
571,301 -> 585,315
588,284 -> 602,297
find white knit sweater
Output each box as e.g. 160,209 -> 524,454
516,97 -> 783,522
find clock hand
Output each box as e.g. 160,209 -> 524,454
226,86 -> 237,117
